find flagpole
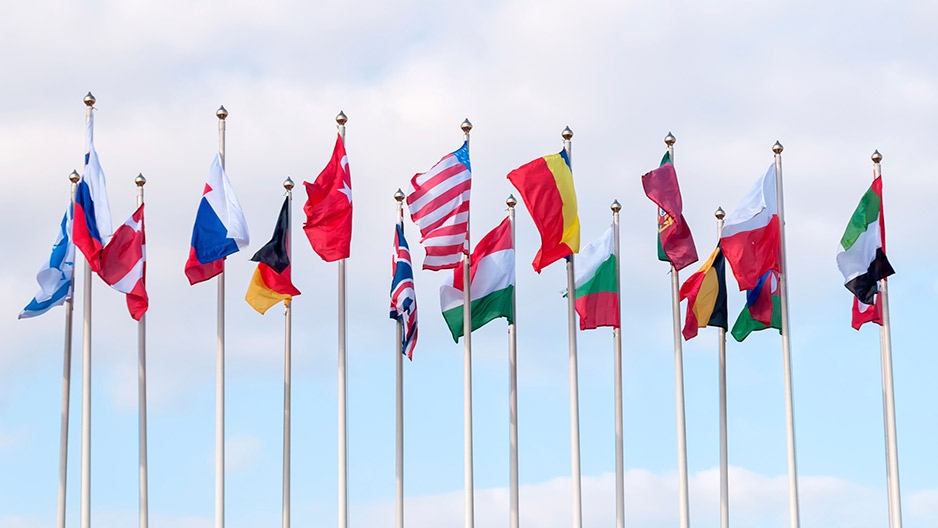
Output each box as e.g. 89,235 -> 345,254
58,169 -> 80,528
215,104 -> 228,528
506,194 -> 520,528
873,149 -> 903,528
611,199 -> 624,528
715,206 -> 729,528
460,118 -> 475,528
665,132 -> 691,528
80,91 -> 95,528
336,110 -> 350,528
562,125 -> 583,528
283,177 -> 295,528
135,174 -> 149,528
773,141 -> 801,528
394,188 -> 406,528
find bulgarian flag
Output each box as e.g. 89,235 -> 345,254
439,217 -> 514,341
573,224 -> 619,330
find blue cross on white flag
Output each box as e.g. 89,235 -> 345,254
19,206 -> 76,319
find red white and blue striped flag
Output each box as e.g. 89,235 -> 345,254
390,224 -> 418,359
73,113 -> 112,270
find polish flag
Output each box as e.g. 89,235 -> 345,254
720,163 -> 781,291
100,204 -> 148,320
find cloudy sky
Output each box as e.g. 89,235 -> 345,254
1,0 -> 937,526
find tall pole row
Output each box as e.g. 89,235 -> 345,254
80,91 -> 95,528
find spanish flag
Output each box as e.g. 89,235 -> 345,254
245,197 -> 301,314
507,151 -> 579,273
679,244 -> 727,340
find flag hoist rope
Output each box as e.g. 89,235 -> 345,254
59,169 -> 80,528
283,176 -> 294,528
80,91 -> 95,528
215,104 -> 228,528
611,199 -> 624,528
136,173 -> 149,528
715,206 -> 729,528
507,195 -> 519,528
461,118 -> 475,528
394,188 -> 406,528
338,111 -> 349,528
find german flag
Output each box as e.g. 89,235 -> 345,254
245,197 -> 301,314
679,244 -> 727,340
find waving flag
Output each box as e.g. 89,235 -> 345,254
641,151 -> 698,271
245,197 -> 301,314
574,224 -> 619,330
679,244 -> 728,340
390,224 -> 418,359
185,154 -> 250,285
731,270 -> 781,342
304,134 -> 353,262
19,207 -> 75,319
406,143 -> 471,271
721,164 -> 780,291
73,113 -> 112,270
100,205 -> 148,320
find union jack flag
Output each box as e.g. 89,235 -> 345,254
390,224 -> 418,359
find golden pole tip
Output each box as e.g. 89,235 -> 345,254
83,92 -> 96,107
460,118 -> 473,134
506,194 -> 517,207
216,105 -> 228,120
872,149 -> 883,163
561,126 -> 573,140
664,132 -> 676,146
715,206 -> 725,220
69,170 -> 81,183
394,188 -> 406,202
135,173 -> 147,187
283,177 -> 295,191
611,199 -> 622,213
772,140 -> 784,154
336,111 -> 348,125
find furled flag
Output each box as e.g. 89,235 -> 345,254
73,113 -> 113,270
390,224 -> 418,359
303,133 -> 352,262
721,164 -> 781,291
245,197 -> 301,314
507,151 -> 580,273
731,269 -> 781,342
406,143 -> 471,271
836,175 -> 895,330
99,204 -> 148,320
573,224 -> 619,330
440,217 -> 514,341
679,244 -> 728,340
19,207 -> 75,319
185,154 -> 250,285
641,151 -> 698,271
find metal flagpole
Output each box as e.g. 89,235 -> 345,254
507,195 -> 520,528
80,91 -> 95,528
715,206 -> 729,528
460,118 -> 475,528
872,149 -> 903,528
215,104 -> 228,528
58,169 -> 80,528
394,189 -> 406,528
337,111 -> 349,528
562,126 -> 583,528
283,177 -> 295,528
135,174 -> 149,528
773,141 -> 801,528
665,132 -> 691,528
611,199 -> 624,528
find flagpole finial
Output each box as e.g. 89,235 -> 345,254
69,170 -> 81,183
394,188 -> 406,203
506,194 -> 517,208
664,132 -> 676,146
562,126 -> 573,140
283,177 -> 295,191
772,140 -> 784,154
872,150 -> 883,163
611,199 -> 621,212
336,111 -> 348,125
715,206 -> 725,220
461,118 -> 473,134
135,173 -> 147,187
83,92 -> 96,107
216,105 -> 228,120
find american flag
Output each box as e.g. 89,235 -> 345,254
406,142 -> 471,271
390,224 -> 418,359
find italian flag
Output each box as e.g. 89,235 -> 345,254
574,224 -> 619,330
836,176 -> 895,307
440,217 -> 514,341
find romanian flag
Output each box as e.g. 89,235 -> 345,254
506,151 -> 579,273
679,244 -> 728,340
245,197 -> 301,314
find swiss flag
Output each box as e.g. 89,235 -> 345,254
303,133 -> 352,262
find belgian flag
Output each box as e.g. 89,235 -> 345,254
245,197 -> 301,314
678,244 -> 728,340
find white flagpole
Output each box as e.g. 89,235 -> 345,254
215,104 -> 229,528
773,141 -> 801,528
394,188 -> 406,528
562,126 -> 583,528
337,110 -> 350,528
665,132 -> 691,528
283,177 -> 295,528
507,195 -> 520,528
460,118 -> 475,528
58,169 -> 80,528
135,173 -> 149,528
872,149 -> 903,528
611,199 -> 624,528
80,91 -> 95,528
715,206 -> 729,528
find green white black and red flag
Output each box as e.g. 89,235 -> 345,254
573,224 -> 619,330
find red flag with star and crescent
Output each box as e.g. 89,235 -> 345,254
303,133 -> 353,261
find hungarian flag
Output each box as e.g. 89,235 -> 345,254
99,204 -> 148,320
573,224 -> 619,330
721,164 -> 780,291
731,270 -> 781,342
245,197 -> 301,314
679,244 -> 727,340
641,151 -> 697,271
303,133 -> 353,262
507,151 -> 579,273
439,217 -> 514,341
836,175 -> 894,329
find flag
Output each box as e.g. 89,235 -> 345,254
19,207 -> 75,319
185,154 -> 250,285
573,223 -> 619,330
303,133 -> 353,262
721,164 -> 781,291
836,175 -> 895,329
506,151 -> 579,272
73,113 -> 112,270
99,204 -> 148,320
731,270 -> 781,342
440,217 -> 514,341
406,143 -> 471,271
679,244 -> 728,340
642,151 -> 698,271
390,224 -> 418,359
245,197 -> 300,314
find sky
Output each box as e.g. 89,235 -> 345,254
1,0 -> 937,527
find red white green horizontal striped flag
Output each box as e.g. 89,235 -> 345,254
574,224 -> 619,330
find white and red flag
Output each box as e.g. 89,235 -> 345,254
100,204 -> 148,320
303,133 -> 353,262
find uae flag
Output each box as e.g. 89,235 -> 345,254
439,217 -> 514,341
245,197 -> 301,314
574,224 -> 619,330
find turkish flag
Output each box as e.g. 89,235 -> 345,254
303,133 -> 353,262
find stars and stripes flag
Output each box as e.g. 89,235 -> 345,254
99,204 -> 148,320
390,224 -> 418,359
